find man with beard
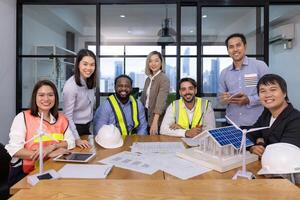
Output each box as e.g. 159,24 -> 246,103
93,75 -> 147,136
160,78 -> 215,138
218,33 -> 269,128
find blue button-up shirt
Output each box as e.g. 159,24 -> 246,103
93,96 -> 148,135
218,57 -> 269,126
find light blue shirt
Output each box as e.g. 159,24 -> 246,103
218,57 -> 269,126
63,76 -> 95,139
93,96 -> 148,135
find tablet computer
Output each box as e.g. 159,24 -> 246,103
53,152 -> 96,163
229,92 -> 243,99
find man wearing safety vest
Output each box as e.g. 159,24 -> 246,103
94,75 -> 148,136
160,78 -> 215,137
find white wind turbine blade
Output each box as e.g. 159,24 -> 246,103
23,135 -> 39,145
238,126 -> 269,152
239,131 -> 246,153
24,112 -> 45,145
39,112 -> 43,130
38,112 -> 58,142
225,115 -> 241,131
38,112 -> 44,174
247,126 -> 269,133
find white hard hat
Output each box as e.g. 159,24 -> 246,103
258,143 -> 300,175
95,124 -> 123,149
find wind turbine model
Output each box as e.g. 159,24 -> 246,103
26,112 -> 60,185
225,116 -> 269,180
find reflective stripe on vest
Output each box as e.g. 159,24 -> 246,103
108,95 -> 140,136
172,97 -> 209,129
22,110 -> 68,174
33,133 -> 64,142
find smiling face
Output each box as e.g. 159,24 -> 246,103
36,85 -> 55,114
179,81 -> 197,103
115,77 -> 132,103
79,56 -> 96,80
148,54 -> 162,75
259,82 -> 287,112
227,37 -> 246,64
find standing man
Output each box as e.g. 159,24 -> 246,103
218,33 -> 269,127
93,75 -> 148,136
160,78 -> 215,138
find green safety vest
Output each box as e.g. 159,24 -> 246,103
108,95 -> 140,136
172,97 -> 209,129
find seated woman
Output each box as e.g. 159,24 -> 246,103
5,80 -> 75,186
248,74 -> 300,156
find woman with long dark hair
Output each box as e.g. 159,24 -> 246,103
6,80 -> 75,186
63,49 -> 97,148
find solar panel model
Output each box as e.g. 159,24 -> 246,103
177,125 -> 258,173
208,126 -> 253,149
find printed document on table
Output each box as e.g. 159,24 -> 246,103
58,164 -> 112,179
131,142 -> 185,153
98,151 -> 159,175
157,154 -> 211,180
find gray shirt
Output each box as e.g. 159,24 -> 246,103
63,76 -> 95,139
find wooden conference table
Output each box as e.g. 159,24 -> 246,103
10,135 -> 300,199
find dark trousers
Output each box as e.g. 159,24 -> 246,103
8,165 -> 26,188
75,122 -> 91,136
0,144 -> 11,199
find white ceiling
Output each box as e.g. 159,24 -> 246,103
24,5 -> 300,43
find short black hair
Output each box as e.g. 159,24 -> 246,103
114,74 -> 133,86
257,74 -> 289,101
225,33 -> 247,49
179,77 -> 197,89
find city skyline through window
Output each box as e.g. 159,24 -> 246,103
89,45 -> 232,94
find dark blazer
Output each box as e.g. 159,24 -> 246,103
247,103 -> 300,148
140,72 -> 170,127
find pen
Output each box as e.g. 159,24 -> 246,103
196,112 -> 205,127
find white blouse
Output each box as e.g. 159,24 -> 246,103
145,70 -> 161,109
5,112 -> 75,163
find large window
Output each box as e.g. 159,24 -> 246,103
99,4 -> 177,94
89,45 -> 178,93
202,46 -> 232,93
17,1 -> 268,112
201,7 -> 265,95
20,5 -> 96,109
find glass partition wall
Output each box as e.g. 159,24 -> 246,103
17,1 -> 267,112
19,5 -> 96,109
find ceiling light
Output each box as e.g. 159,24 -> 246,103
190,30 -> 194,33
202,15 -> 207,18
120,15 -> 126,18
157,6 -> 176,45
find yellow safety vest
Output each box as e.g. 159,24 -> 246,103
172,97 -> 209,129
108,95 -> 140,136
